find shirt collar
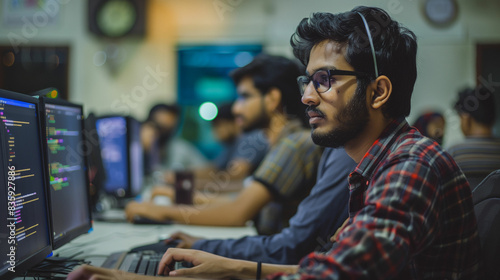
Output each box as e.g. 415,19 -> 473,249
351,117 -> 409,181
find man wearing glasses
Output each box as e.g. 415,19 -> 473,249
69,6 -> 480,280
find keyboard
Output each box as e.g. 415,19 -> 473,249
102,251 -> 162,276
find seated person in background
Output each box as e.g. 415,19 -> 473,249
69,6 -> 481,280
126,54 -> 323,235
144,103 -> 208,172
448,87 -> 500,188
412,111 -> 445,145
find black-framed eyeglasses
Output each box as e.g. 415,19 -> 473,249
297,69 -> 368,96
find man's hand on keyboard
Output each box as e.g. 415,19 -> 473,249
158,248 -> 235,278
165,231 -> 203,249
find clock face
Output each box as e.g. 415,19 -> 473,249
96,0 -> 137,37
424,0 -> 458,26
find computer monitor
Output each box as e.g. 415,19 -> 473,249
95,116 -> 143,199
0,89 -> 52,279
39,97 -> 93,250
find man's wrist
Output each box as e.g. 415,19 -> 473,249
233,259 -> 259,279
158,205 -> 174,221
191,238 -> 204,249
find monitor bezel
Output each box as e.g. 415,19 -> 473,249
39,97 -> 93,250
127,117 -> 144,197
0,89 -> 53,280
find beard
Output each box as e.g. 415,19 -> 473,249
241,112 -> 270,132
239,98 -> 270,132
308,86 -> 370,148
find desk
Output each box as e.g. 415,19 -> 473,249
54,221 -> 257,266
12,220 -> 256,279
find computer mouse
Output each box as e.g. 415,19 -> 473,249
153,195 -> 172,206
132,216 -> 172,225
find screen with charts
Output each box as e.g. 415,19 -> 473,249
0,92 -> 52,278
43,99 -> 92,249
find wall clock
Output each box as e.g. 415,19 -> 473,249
424,0 -> 458,27
89,0 -> 146,38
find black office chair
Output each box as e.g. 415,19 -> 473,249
472,169 -> 500,279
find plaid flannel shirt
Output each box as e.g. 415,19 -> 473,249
270,118 -> 481,280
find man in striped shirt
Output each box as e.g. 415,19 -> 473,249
448,87 -> 500,188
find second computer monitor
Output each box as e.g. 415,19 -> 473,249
96,116 -> 143,198
40,97 -> 92,250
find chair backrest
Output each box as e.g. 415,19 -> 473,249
472,169 -> 500,279
466,172 -> 492,190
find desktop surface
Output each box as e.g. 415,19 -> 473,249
9,221 -> 255,279
54,221 -> 257,266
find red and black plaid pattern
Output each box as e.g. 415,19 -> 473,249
269,118 -> 481,280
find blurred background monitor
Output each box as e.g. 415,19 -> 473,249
95,116 -> 143,200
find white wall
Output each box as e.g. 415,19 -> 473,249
0,0 -> 499,147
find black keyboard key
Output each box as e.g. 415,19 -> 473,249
118,254 -> 135,272
147,260 -> 158,276
120,253 -> 140,273
137,255 -> 150,275
101,252 -> 124,269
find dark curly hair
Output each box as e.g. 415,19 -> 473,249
454,87 -> 496,126
290,6 -> 418,119
147,103 -> 180,121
